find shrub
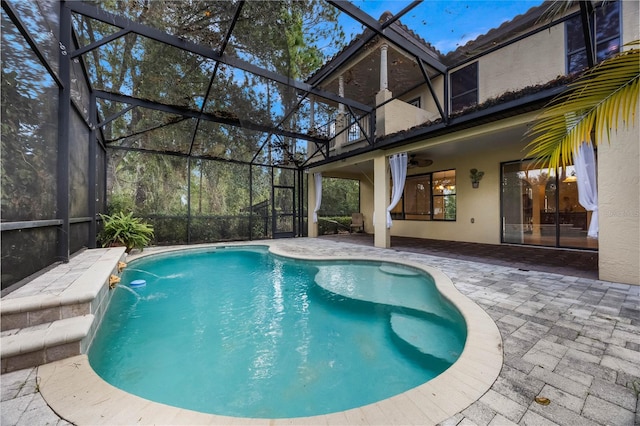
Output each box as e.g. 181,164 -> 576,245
318,216 -> 351,235
99,212 -> 155,253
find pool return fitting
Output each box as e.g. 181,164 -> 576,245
109,275 -> 121,289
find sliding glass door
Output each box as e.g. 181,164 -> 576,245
501,160 -> 597,250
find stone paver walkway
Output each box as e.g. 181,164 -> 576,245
1,367 -> 71,426
1,238 -> 639,425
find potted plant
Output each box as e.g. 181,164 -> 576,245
99,212 -> 154,253
470,168 -> 485,188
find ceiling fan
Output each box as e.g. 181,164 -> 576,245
408,153 -> 433,168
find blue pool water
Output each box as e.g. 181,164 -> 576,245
89,246 -> 466,418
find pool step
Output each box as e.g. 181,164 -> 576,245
1,296 -> 93,332
390,312 -> 464,363
314,264 -> 458,322
0,315 -> 94,373
0,247 -> 126,374
378,265 -> 420,276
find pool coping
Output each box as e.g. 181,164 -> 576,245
37,241 -> 503,425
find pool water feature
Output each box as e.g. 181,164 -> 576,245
89,246 -> 466,418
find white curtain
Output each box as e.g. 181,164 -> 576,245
313,172 -> 322,223
574,142 -> 598,238
386,153 -> 408,228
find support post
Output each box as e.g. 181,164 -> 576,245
375,44 -> 392,137
380,44 -> 388,91
308,172 -> 319,237
373,155 -> 390,248
56,2 -> 71,262
187,157 -> 192,244
88,93 -> 97,248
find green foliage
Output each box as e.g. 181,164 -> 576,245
106,192 -> 135,215
99,212 -> 155,252
190,214 -> 268,243
469,169 -> 484,183
318,216 -> 351,235
526,40 -> 639,169
147,217 -> 186,246
318,177 -> 360,216
1,54 -> 58,221
444,195 -> 457,220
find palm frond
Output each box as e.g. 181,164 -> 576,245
525,40 -> 639,169
536,0 -> 578,25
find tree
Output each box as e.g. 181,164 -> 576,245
74,2 -> 344,241
525,1 -> 639,169
318,177 -> 360,216
1,18 -> 58,221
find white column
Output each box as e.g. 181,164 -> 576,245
374,155 -> 390,248
308,173 -> 319,238
380,44 -> 388,92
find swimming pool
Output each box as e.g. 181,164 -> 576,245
89,245 -> 467,418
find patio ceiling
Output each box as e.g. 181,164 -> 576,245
316,40 -> 439,108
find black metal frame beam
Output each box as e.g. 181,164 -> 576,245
66,1 -> 372,113
0,220 -> 64,232
306,1 -> 420,87
346,106 -> 373,145
56,1 -> 72,262
2,0 -> 64,88
579,1 -> 596,68
108,144 -> 285,170
88,93 -> 97,248
417,59 -> 447,123
326,0 -> 447,74
69,28 -> 130,59
98,104 -> 136,128
187,1 -> 245,158
250,92 -> 332,166
94,90 -> 329,146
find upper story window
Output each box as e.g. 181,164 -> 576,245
450,62 -> 478,112
407,97 -> 421,108
348,123 -> 360,142
390,170 -> 456,221
566,1 -> 620,74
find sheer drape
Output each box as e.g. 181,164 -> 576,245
574,142 -> 598,238
313,172 -> 322,223
386,153 -> 408,228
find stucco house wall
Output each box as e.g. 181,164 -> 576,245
403,78 -> 445,120
596,0 -> 640,285
388,119 -> 527,244
383,99 -> 439,134
479,25 -> 566,101
622,1 -> 640,46
597,99 -> 640,285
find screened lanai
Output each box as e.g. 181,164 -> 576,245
21,0 -> 632,296
2,0 -> 459,289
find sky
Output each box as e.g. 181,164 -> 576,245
339,0 -> 545,53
